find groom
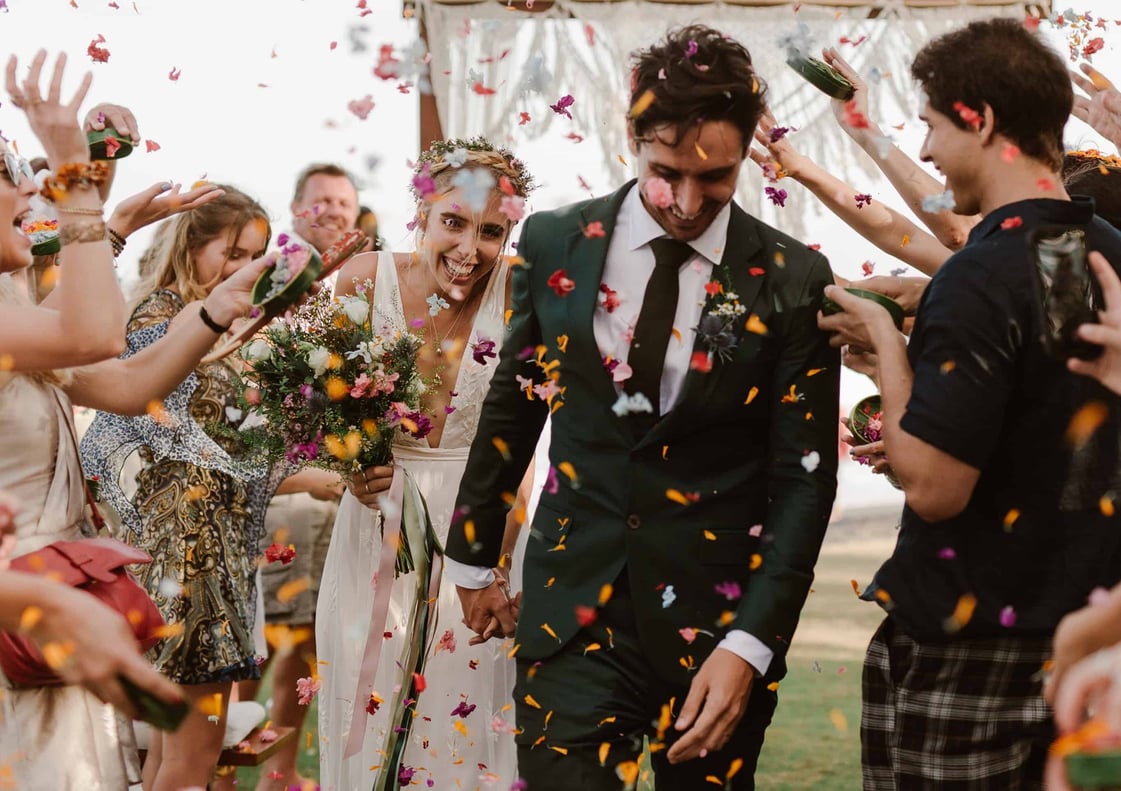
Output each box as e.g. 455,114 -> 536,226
446,25 -> 839,789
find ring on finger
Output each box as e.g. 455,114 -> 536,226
364,479 -> 370,494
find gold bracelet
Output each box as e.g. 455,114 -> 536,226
56,205 -> 105,217
59,221 -> 108,246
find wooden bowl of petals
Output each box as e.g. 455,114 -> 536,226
821,287 -> 905,331
250,243 -> 323,316
87,127 -> 134,160
849,394 -> 883,446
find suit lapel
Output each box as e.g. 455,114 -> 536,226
637,202 -> 765,449
562,181 -> 636,408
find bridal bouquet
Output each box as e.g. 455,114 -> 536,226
235,284 -> 431,570
237,284 -> 429,468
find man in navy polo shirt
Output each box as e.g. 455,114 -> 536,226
821,17 -> 1121,789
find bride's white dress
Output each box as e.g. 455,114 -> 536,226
317,251 -> 518,790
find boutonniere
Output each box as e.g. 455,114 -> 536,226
694,266 -> 746,364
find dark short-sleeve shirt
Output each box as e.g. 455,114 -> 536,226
868,197 -> 1121,641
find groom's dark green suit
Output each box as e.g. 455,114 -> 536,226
447,180 -> 839,787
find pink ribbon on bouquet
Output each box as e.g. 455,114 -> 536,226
342,466 -> 444,762
344,466 -> 405,760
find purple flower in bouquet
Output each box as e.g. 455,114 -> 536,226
403,410 -> 434,439
471,334 -> 497,365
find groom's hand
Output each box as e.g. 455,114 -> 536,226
666,648 -> 756,764
456,579 -> 518,643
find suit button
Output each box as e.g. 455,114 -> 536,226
626,514 -> 641,530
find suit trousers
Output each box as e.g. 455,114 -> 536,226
514,568 -> 777,790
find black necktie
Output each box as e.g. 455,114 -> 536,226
624,238 -> 694,420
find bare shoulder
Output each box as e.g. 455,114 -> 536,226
334,251 -> 380,297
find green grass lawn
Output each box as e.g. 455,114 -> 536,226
235,512 -> 894,790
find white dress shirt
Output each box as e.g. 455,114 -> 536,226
446,187 -> 774,675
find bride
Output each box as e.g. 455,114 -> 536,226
316,138 -> 535,790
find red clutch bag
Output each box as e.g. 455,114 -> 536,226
0,537 -> 164,686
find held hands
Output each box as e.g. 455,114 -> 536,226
109,181 -> 225,239
666,648 -> 755,764
1071,63 -> 1121,149
347,464 -> 394,509
5,51 -> 92,166
456,578 -> 519,646
1068,252 -> 1121,395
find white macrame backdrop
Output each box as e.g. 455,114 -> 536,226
421,1 -> 1033,239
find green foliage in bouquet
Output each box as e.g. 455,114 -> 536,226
236,285 -> 430,474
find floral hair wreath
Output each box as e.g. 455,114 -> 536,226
1066,148 -> 1121,169
410,135 -> 536,201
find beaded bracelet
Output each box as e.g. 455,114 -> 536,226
56,205 -> 105,217
59,221 -> 108,246
198,304 -> 230,334
108,227 -> 127,258
40,162 -> 111,203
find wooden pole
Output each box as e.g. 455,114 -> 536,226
417,8 -> 445,156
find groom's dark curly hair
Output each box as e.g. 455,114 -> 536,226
628,24 -> 766,152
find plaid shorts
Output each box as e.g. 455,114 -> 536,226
861,617 -> 1053,790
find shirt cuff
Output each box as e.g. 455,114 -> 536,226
443,556 -> 496,589
718,630 -> 774,676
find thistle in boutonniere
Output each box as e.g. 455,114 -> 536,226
694,273 -> 746,365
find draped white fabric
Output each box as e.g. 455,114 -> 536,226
421,1 -> 1035,239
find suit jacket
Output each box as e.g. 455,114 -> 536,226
446,181 -> 840,686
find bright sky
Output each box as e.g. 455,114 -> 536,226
2,0 -> 1119,507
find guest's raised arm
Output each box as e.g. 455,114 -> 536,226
1071,63 -> 1121,149
822,47 -> 979,251
751,108 -> 951,276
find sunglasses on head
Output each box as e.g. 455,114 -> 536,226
2,152 -> 34,186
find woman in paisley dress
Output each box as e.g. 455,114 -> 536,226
80,188 -> 286,790
0,51 -> 273,790
317,139 -> 534,790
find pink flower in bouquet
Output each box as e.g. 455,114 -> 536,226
350,373 -> 374,398
296,676 -> 321,705
643,177 -> 675,209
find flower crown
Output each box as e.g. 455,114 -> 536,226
1066,148 -> 1121,169
411,136 -> 535,200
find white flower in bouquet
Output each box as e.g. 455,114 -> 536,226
242,338 -> 273,363
307,346 -> 332,376
338,295 -> 370,326
345,339 -> 386,365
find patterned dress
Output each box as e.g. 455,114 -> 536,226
81,289 -> 277,684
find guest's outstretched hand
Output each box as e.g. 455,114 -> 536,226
1068,252 -> 1121,394
82,101 -> 140,145
5,51 -> 91,167
818,285 -> 897,351
109,181 -> 226,239
822,47 -> 876,142
749,109 -> 810,181
1071,63 -> 1121,149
